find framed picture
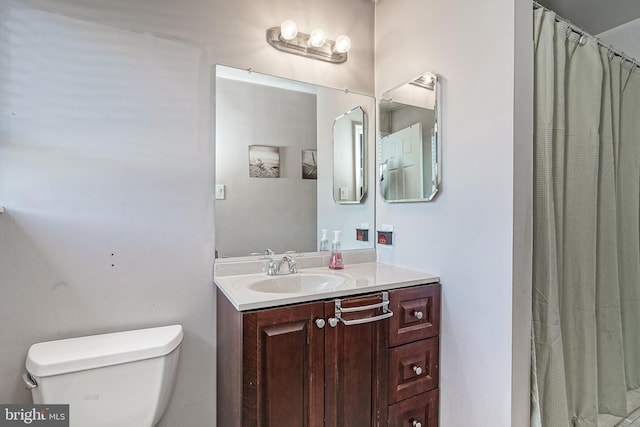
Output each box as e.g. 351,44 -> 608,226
249,145 -> 280,178
302,149 -> 317,180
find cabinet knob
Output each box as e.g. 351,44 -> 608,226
412,421 -> 422,427
328,317 -> 339,328
413,310 -> 424,320
412,365 -> 422,376
315,318 -> 326,329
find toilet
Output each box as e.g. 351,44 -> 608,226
23,324 -> 183,427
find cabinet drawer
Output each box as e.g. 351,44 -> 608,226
389,284 -> 440,347
388,389 -> 439,427
388,337 -> 439,404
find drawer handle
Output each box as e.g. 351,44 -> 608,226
413,310 -> 424,320
334,291 -> 394,326
412,421 -> 422,427
412,365 -> 422,376
315,318 -> 326,329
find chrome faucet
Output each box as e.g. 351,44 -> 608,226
279,255 -> 297,275
267,255 -> 297,276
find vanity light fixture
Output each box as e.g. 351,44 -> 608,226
266,20 -> 351,64
409,74 -> 435,91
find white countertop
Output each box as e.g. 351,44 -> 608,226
215,261 -> 440,311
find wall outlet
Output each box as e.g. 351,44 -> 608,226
377,231 -> 393,245
356,229 -> 369,242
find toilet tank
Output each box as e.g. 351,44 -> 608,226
25,325 -> 183,427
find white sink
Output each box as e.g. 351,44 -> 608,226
248,273 -> 346,294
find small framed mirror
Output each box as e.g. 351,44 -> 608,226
379,71 -> 440,202
333,106 -> 367,204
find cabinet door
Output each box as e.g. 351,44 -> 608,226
243,301 -> 325,427
324,293 -> 389,427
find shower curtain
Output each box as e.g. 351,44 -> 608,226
532,7 -> 640,427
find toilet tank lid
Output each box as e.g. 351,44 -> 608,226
26,325 -> 183,378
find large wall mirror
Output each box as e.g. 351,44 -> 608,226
215,65 -> 376,258
333,106 -> 367,204
379,71 -> 440,202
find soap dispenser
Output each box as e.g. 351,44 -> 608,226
329,230 -> 344,270
320,229 -> 329,252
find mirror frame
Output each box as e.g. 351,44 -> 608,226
379,71 -> 441,203
332,105 -> 368,204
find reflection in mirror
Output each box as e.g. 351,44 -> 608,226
379,71 -> 440,202
333,106 -> 367,204
215,65 -> 375,259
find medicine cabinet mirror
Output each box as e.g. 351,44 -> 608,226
333,106 -> 367,204
215,65 -> 375,258
379,70 -> 440,202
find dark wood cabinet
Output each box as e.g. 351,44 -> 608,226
389,284 -> 440,347
217,282 -> 441,427
324,293 -> 389,427
387,389 -> 439,427
388,337 -> 439,404
388,283 -> 441,427
242,301 -> 325,427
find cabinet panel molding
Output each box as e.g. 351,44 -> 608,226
388,337 -> 439,404
389,284 -> 441,347
244,302 -> 325,427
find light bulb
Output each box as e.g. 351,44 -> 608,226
309,29 -> 326,48
334,35 -> 351,53
280,20 -> 298,41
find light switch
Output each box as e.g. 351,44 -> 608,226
340,187 -> 349,200
215,184 -> 225,200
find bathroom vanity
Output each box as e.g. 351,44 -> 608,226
215,261 -> 440,427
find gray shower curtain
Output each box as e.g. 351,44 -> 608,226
532,8 -> 640,427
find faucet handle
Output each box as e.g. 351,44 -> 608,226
266,258 -> 279,276
282,254 -> 297,273
251,248 -> 276,257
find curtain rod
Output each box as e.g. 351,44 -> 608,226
533,1 -> 640,68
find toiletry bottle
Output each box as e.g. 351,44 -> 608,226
320,229 -> 329,252
329,230 -> 344,269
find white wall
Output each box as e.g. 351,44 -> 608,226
0,0 -> 375,426
598,18 -> 640,61
0,5 -> 215,426
375,0 -> 531,426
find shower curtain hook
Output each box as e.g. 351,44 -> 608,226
578,32 -> 588,46
608,46 -> 615,61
